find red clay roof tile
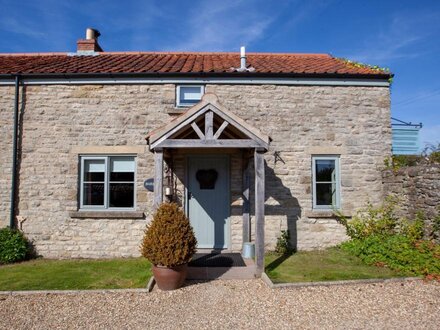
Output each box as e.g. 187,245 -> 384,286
0,52 -> 390,78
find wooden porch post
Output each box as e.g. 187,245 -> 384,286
254,149 -> 265,276
242,156 -> 251,243
153,148 -> 164,209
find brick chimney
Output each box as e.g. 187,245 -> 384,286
76,28 -> 103,52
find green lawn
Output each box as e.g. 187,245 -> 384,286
265,248 -> 401,283
0,258 -> 151,291
0,250 -> 404,290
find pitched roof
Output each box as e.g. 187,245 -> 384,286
148,93 -> 270,151
0,52 -> 390,78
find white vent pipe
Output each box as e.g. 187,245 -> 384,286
240,46 -> 246,70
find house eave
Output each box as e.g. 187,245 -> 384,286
0,72 -> 391,87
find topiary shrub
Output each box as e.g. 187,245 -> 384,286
140,203 -> 197,267
0,227 -> 31,264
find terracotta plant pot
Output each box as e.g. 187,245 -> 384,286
152,264 -> 188,291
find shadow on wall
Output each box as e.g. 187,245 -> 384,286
264,160 -> 301,252
167,152 -> 302,251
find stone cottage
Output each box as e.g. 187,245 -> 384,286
0,29 -> 392,273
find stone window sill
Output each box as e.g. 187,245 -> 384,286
69,211 -> 145,219
305,210 -> 352,218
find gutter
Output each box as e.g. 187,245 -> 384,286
9,75 -> 20,228
0,73 -> 391,88
0,71 -> 393,81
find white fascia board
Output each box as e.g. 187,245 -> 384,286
0,76 -> 390,87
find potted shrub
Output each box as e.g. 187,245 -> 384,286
140,202 -> 197,290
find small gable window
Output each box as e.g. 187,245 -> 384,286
176,85 -> 204,107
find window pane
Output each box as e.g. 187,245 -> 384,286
316,183 -> 336,206
83,183 -> 104,206
84,159 -> 105,181
110,157 -> 135,181
110,172 -> 134,181
109,183 -> 134,208
315,160 -> 336,182
179,86 -> 202,104
111,157 -> 135,172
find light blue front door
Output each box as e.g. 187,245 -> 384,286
187,156 -> 230,249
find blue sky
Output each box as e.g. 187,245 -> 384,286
1,0 -> 439,146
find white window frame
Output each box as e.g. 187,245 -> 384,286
312,155 -> 340,210
176,85 -> 205,107
79,155 -> 136,211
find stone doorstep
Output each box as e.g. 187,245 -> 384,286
147,258 -> 257,291
187,257 -> 256,280
187,265 -> 257,280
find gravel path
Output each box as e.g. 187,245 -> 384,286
1,279 -> 439,329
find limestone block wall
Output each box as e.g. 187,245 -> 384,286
383,164 -> 440,238
208,84 -> 391,250
0,83 -> 391,257
0,86 -> 14,228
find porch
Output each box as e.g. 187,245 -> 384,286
147,93 -> 270,276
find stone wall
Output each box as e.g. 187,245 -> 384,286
383,164 -> 440,233
207,84 -> 391,250
0,86 -> 14,228
0,83 -> 391,257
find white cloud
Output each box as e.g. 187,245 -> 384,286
0,17 -> 46,39
347,11 -> 439,63
169,0 -> 274,51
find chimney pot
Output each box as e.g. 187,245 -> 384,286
77,28 -> 103,53
86,28 -> 100,40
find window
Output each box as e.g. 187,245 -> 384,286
80,156 -> 136,210
176,85 -> 204,106
312,156 -> 340,209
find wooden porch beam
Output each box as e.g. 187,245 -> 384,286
153,149 -> 164,209
254,149 -> 265,276
205,111 -> 214,139
156,139 -> 262,148
213,120 -> 229,140
191,122 -> 205,139
242,157 -> 251,243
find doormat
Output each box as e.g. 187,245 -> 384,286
189,253 -> 246,267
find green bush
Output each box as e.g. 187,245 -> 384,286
337,196 -> 424,242
429,151 -> 440,164
400,212 -> 425,242
140,203 -> 197,267
340,235 -> 440,276
275,230 -> 294,255
384,155 -> 420,171
432,213 -> 440,241
338,199 -> 439,278
422,143 -> 440,164
0,227 -> 31,264
337,197 -> 398,240
383,144 -> 440,171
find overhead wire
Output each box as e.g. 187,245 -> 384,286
394,88 -> 440,107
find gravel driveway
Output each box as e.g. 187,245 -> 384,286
1,279 -> 439,329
